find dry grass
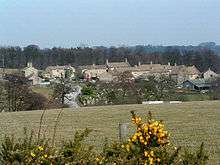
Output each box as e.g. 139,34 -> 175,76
31,86 -> 52,99
0,101 -> 219,164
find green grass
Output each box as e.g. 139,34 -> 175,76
0,101 -> 219,164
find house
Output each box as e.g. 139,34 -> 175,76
98,71 -> 114,82
181,79 -> 212,91
45,65 -> 75,79
203,68 -> 219,79
80,58 -> 131,81
185,65 -> 200,80
106,58 -> 130,70
170,65 -> 200,83
22,62 -> 42,85
22,62 -> 38,77
77,64 -> 107,80
77,59 -> 201,83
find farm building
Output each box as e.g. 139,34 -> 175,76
181,79 -> 212,91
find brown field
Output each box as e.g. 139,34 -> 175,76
0,101 -> 219,164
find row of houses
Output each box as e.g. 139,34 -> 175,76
0,59 -> 219,89
0,62 -> 76,85
78,58 -> 203,83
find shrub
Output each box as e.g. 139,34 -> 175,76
0,111 -> 209,164
95,111 -> 208,165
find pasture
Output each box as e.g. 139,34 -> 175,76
0,101 -> 219,163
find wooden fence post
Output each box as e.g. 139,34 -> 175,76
119,123 -> 129,142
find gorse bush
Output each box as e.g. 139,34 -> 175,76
0,111 -> 209,165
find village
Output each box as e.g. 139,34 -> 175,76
1,1 -> 220,163
0,58 -> 219,92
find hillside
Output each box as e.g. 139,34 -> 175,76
0,101 -> 219,163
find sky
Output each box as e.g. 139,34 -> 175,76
0,0 -> 220,48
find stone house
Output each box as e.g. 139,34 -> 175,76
170,65 -> 200,83
77,60 -> 201,83
45,65 -> 75,79
106,58 -> 131,70
203,68 -> 219,79
78,58 -> 130,80
22,62 -> 38,77
77,64 -> 107,80
98,71 -> 114,82
22,62 -> 41,85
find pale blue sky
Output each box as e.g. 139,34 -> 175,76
0,0 -> 219,48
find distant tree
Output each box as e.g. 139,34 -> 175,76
26,92 -> 48,110
0,81 -> 8,112
52,77 -> 72,106
78,83 -> 98,106
2,74 -> 48,111
4,74 -> 30,111
96,71 -> 142,105
138,75 -> 177,101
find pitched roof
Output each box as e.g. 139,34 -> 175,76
107,62 -> 130,68
203,68 -> 218,74
46,65 -> 74,71
170,65 -> 200,75
186,79 -> 212,88
186,65 -> 200,75
78,64 -> 106,70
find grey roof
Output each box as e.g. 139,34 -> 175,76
186,79 -> 212,88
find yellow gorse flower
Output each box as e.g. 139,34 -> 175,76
31,152 -> 36,157
123,112 -> 170,163
44,154 -> 48,158
38,146 -> 44,151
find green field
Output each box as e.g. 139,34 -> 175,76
0,101 -> 219,164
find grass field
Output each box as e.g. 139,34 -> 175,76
31,86 -> 53,99
0,101 -> 219,164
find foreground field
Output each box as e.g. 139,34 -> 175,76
0,101 -> 219,163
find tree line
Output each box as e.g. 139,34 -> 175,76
0,45 -> 220,73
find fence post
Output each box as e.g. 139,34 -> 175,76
119,123 -> 129,142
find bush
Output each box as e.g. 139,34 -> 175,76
0,111 -> 209,164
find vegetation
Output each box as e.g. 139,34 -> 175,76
0,110 -> 209,164
1,45 -> 220,73
0,74 -> 65,112
31,87 -> 53,99
0,74 -> 48,112
0,101 -> 219,163
52,77 -> 73,106
78,74 -> 177,106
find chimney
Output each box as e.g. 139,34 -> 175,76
168,62 -> 170,66
106,59 -> 109,65
27,62 -> 32,68
150,61 -> 153,65
92,63 -> 95,67
125,58 -> 128,63
138,61 -> 141,66
174,63 -> 177,66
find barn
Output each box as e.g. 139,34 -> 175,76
181,79 -> 212,91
